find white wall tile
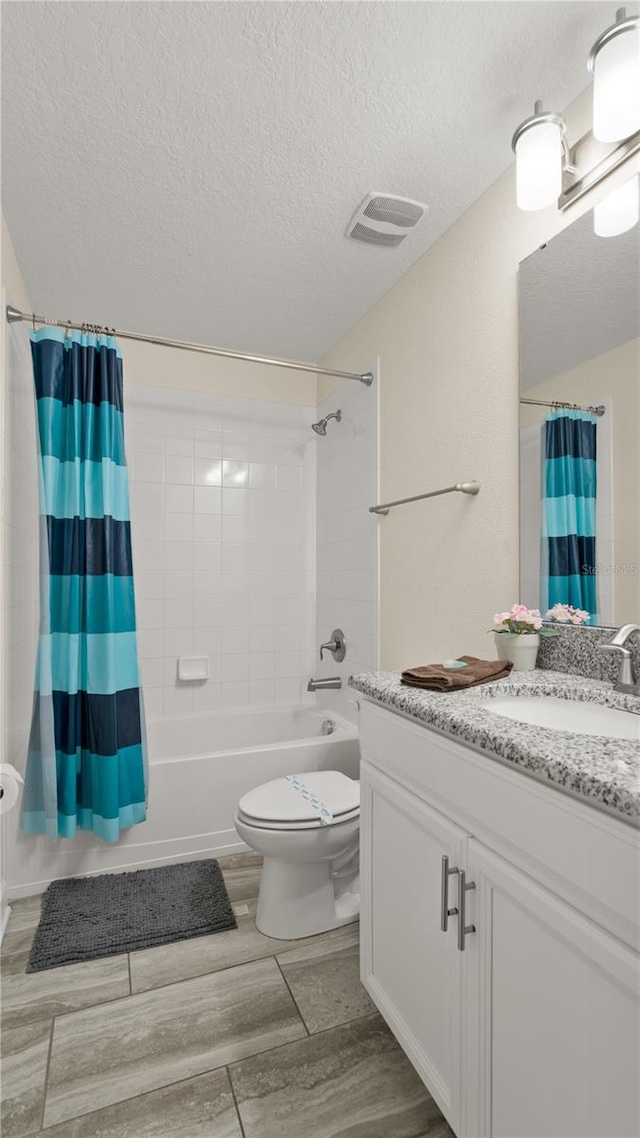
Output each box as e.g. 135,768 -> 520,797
165,542 -> 194,572
124,383 -> 328,719
195,457 -> 222,486
222,681 -> 248,708
163,599 -> 194,628
133,453 -> 165,483
222,434 -> 251,461
193,682 -> 222,711
135,513 -> 163,542
165,434 -> 194,456
222,488 -> 247,515
165,484 -> 194,514
133,482 -> 164,514
248,652 -> 276,680
138,628 -> 164,658
195,431 -> 223,457
249,463 -> 277,489
195,514 -> 222,543
194,543 -> 222,572
194,599 -> 224,626
248,680 -> 276,707
164,512 -> 193,543
194,486 -> 222,514
165,454 -> 194,485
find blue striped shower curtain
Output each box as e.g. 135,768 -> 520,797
21,327 -> 148,842
542,409 -> 597,622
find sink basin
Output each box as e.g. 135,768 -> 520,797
485,696 -> 640,740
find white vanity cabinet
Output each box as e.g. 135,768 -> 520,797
358,698 -> 640,1138
361,763 -> 467,1129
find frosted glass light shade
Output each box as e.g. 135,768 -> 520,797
592,25 -> 640,142
515,121 -> 563,211
593,175 -> 639,236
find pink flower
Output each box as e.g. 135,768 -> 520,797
492,603 -> 543,634
545,604 -> 590,625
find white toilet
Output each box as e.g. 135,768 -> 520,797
235,770 -> 360,940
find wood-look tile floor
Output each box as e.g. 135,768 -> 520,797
1,854 -> 455,1138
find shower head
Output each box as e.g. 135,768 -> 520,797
312,410 -> 342,436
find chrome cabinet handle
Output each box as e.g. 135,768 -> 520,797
441,855 -> 459,932
457,869 -> 476,951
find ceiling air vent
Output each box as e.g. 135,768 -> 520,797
346,192 -> 427,247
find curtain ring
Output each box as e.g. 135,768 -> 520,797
32,312 -> 36,331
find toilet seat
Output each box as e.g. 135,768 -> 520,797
238,771 -> 359,831
237,804 -> 360,831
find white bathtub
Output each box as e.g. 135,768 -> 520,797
8,706 -> 359,897
145,705 -> 359,854
149,705 -> 358,762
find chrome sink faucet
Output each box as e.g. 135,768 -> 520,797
599,624 -> 640,695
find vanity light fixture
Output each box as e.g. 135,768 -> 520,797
512,101 -> 568,211
589,7 -> 640,142
512,6 -> 640,226
593,172 -> 640,234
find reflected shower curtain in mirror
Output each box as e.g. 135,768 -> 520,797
21,327 -> 148,842
541,409 -> 597,623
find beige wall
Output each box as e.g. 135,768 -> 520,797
319,91 -> 639,668
521,337 -> 640,624
121,338 -> 317,405
2,213 -> 318,406
2,217 -> 32,313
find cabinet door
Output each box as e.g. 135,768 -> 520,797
360,759 -> 468,1131
464,840 -> 640,1138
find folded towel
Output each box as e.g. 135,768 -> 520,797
401,655 -> 513,692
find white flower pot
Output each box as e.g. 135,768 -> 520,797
494,632 -> 540,671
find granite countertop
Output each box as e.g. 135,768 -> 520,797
349,669 -> 640,827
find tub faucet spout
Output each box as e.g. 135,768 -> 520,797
307,676 -> 342,691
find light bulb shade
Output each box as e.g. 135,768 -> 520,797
515,120 -> 563,211
593,175 -> 639,236
591,22 -> 640,142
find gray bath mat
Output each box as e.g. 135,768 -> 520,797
26,858 -> 237,972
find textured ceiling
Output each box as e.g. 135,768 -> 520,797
520,210 -> 640,391
2,1 -> 613,360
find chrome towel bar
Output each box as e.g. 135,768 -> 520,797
369,481 -> 480,515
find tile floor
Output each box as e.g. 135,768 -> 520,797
1,854 -> 454,1137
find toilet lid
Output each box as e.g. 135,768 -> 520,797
238,771 -> 359,827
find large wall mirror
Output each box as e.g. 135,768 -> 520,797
519,209 -> 639,628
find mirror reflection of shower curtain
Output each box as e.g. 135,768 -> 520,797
541,409 -> 598,623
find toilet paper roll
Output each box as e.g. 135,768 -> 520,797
0,764 -> 24,816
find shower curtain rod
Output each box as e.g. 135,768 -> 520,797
5,306 -> 373,386
520,396 -> 606,417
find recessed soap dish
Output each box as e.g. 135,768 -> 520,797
177,656 -> 209,683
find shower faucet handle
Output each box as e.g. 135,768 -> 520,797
319,629 -> 346,663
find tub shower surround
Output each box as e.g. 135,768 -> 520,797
349,670 -> 640,825
4,371 -> 379,896
126,384 -> 317,717
315,370 -> 379,717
